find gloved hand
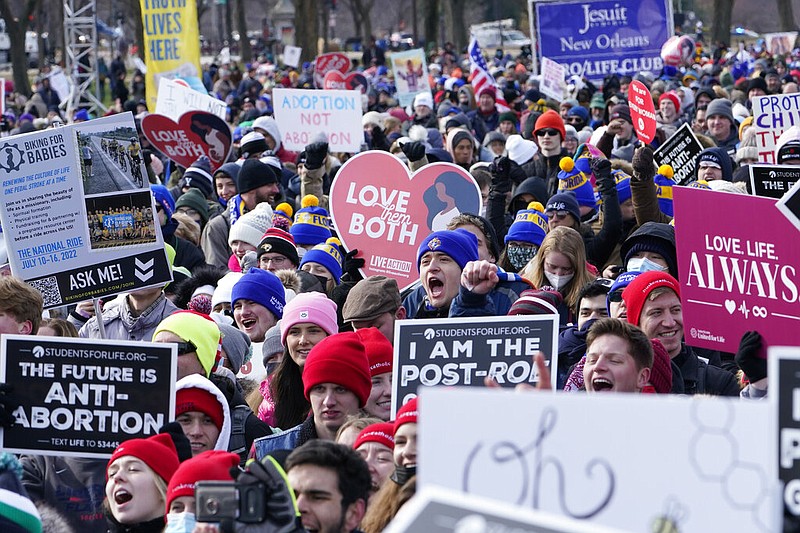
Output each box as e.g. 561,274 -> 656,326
240,250 -> 258,273
221,456 -> 304,533
0,383 -> 18,428
631,145 -> 655,179
370,125 -> 389,151
342,248 -> 365,282
159,421 -> 192,462
401,140 -> 426,162
591,157 -> 615,194
735,331 -> 766,382
489,155 -> 513,194
304,142 -> 329,170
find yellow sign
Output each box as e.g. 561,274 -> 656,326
140,0 -> 202,111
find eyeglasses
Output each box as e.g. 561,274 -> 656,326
565,117 -> 583,124
176,341 -> 197,356
536,128 -> 560,137
261,255 -> 288,266
546,210 -> 569,220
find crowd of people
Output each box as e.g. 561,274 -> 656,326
0,29 -> 798,533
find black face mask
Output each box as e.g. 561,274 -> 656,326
390,464 -> 417,485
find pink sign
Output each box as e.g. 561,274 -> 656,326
628,80 -> 656,144
141,111 -> 232,171
674,186 -> 800,354
313,53 -> 352,88
329,151 -> 481,291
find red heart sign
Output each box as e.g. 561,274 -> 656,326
314,52 -> 352,88
141,111 -> 232,170
628,80 -> 657,144
323,71 -> 369,93
329,151 -> 482,291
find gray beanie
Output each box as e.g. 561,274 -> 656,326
219,323 -> 251,373
262,323 -> 284,369
706,98 -> 735,125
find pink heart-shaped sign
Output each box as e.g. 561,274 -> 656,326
329,151 -> 482,291
314,52 -> 352,88
323,71 -> 369,93
141,111 -> 232,170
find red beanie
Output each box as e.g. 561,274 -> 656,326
659,91 -> 681,115
166,450 -> 239,512
355,327 -> 393,377
107,433 -> 180,482
303,332 -> 372,406
353,422 -> 395,451
176,387 -> 225,432
478,87 -> 496,101
622,271 -> 681,327
394,397 -> 418,436
534,109 -> 566,139
648,339 -> 673,394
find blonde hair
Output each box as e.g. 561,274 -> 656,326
172,212 -> 201,246
521,226 -> 595,309
335,414 -> 383,444
104,459 -> 168,524
361,475 -> 416,533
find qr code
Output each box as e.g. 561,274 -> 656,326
29,276 -> 62,307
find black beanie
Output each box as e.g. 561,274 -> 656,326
237,159 -> 278,194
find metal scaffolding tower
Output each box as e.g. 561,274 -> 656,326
63,0 -> 105,116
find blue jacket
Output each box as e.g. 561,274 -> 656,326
252,416 -> 316,460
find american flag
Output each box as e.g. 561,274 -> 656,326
468,36 -> 510,112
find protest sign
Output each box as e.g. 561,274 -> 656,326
328,151 -> 481,291
752,93 -> 800,164
653,123 -> 703,185
770,347 -> 800,520
673,186 -> 800,354
764,32 -> 798,56
155,77 -> 226,121
392,314 -> 559,415
419,387 -> 777,532
750,164 -> 800,199
540,57 -> 566,102
628,80 -> 657,143
531,0 -> 671,83
0,113 -> 171,308
48,67 -> 71,104
391,48 -> 430,107
283,45 -> 302,68
141,110 -> 232,170
272,88 -> 363,152
0,335 -> 176,458
139,0 -> 203,111
777,175 -> 800,234
385,486 -> 630,533
313,52 -> 351,89
1,78 -> 5,115
323,71 -> 369,94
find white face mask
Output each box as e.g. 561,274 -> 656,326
165,512 -> 197,533
544,271 -> 574,290
627,256 -> 668,273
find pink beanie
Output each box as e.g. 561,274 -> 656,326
279,292 -> 339,344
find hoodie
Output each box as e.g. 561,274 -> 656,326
175,374 -> 232,453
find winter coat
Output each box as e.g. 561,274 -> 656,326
252,415 -> 317,460
78,294 -> 178,341
673,344 -> 740,396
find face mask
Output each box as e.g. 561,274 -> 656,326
166,512 -> 197,533
627,257 -> 668,273
544,271 -> 574,291
507,245 -> 537,270
390,464 -> 417,485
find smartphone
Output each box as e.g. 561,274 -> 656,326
195,481 -> 267,524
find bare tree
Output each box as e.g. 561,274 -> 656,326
294,0 -> 319,62
341,0 -> 375,42
710,0 -> 734,48
776,0 -> 796,32
423,0 -> 438,49
236,0 -> 252,62
442,0 -> 467,51
0,0 -> 41,96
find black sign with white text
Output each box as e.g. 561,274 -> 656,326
653,123 -> 704,185
0,335 -> 177,458
391,315 -> 558,417
750,164 -> 800,199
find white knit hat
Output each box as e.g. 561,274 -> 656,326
228,204 -> 275,248
505,134 -> 538,165
211,272 -> 244,309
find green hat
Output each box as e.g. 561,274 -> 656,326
590,92 -> 605,109
499,111 -> 518,125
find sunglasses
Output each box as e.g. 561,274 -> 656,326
536,128 -> 560,137
546,210 -> 569,220
176,340 -> 198,356
608,290 -> 624,303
